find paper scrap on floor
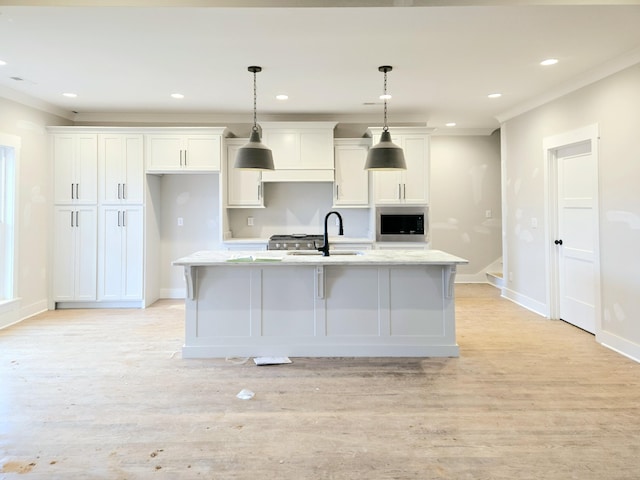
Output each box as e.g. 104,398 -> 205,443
254,357 -> 292,366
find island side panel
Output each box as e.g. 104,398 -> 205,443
182,262 -> 459,358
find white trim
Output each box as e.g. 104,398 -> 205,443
160,288 -> 186,299
543,124 -> 601,336
496,46 -> 640,123
598,331 -> 640,364
0,133 -> 21,305
0,85 -> 74,120
501,287 -> 549,318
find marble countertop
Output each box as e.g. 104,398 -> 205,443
173,249 -> 468,267
222,236 -> 375,245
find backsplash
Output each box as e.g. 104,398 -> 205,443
227,182 -> 372,238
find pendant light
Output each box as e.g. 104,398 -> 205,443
235,66 -> 274,170
365,65 -> 406,170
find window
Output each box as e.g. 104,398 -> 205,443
0,134 -> 19,302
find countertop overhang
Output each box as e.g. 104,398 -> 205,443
173,249 -> 468,267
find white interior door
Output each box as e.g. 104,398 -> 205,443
555,142 -> 598,333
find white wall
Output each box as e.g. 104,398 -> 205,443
430,133 -> 502,280
502,63 -> 640,360
0,97 -> 71,328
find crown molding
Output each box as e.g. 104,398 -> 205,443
496,45 -> 640,124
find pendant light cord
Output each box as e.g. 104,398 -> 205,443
252,69 -> 258,133
383,68 -> 389,132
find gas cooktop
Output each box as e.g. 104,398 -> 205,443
268,234 -> 324,250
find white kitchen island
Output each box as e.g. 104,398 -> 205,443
172,249 -> 468,358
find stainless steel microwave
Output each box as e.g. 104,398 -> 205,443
376,207 -> 429,242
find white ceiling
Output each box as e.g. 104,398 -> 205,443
1,1 -> 640,132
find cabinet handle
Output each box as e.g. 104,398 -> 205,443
336,184 -> 339,199
184,150 -> 187,166
257,184 -> 261,199
123,210 -> 126,227
70,211 -> 74,227
71,183 -> 74,200
123,183 -> 126,200
179,150 -> 183,166
75,183 -> 79,200
398,184 -> 402,200
118,211 -> 121,227
117,183 -> 121,199
403,183 -> 406,199
75,211 -> 79,227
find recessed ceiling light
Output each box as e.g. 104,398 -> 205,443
540,58 -> 558,66
276,94 -> 288,101
171,93 -> 184,99
0,60 -> 6,66
445,122 -> 457,127
379,94 -> 392,100
488,93 -> 502,99
62,92 -> 77,98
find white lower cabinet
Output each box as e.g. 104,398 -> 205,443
52,206 -> 98,302
98,206 -> 144,301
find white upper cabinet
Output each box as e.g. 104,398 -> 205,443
333,139 -> 370,207
98,134 -> 144,204
226,140 -> 263,208
260,122 -> 336,182
145,128 -> 225,173
370,127 -> 432,205
53,133 -> 98,204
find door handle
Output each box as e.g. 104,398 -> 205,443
554,239 -> 563,245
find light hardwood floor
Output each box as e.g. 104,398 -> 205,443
1,284 -> 639,479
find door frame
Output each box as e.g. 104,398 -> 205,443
543,124 -> 601,335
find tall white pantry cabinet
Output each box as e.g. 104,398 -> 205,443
50,128 -> 146,308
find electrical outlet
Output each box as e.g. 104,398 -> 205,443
485,210 -> 492,219
177,217 -> 183,226
247,216 -> 254,227
531,217 -> 538,229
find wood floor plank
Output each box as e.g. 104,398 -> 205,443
1,284 -> 639,479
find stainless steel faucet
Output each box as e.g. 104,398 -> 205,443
317,211 -> 344,256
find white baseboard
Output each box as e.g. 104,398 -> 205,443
598,330 -> 640,364
160,288 -> 186,299
456,272 -> 490,283
501,287 -> 548,318
0,298 -> 47,330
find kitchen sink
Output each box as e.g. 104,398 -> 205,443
286,250 -> 363,256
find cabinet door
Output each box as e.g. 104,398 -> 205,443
98,206 -> 124,301
146,135 -> 183,171
53,206 -> 97,301
122,206 -> 144,300
184,136 -> 221,171
53,134 -> 97,204
226,143 -> 263,207
98,206 -> 143,301
52,206 -> 76,301
75,207 -> 98,301
402,135 -> 429,204
334,143 -> 369,207
372,133 -> 429,205
99,134 -> 144,204
373,170 -> 403,204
